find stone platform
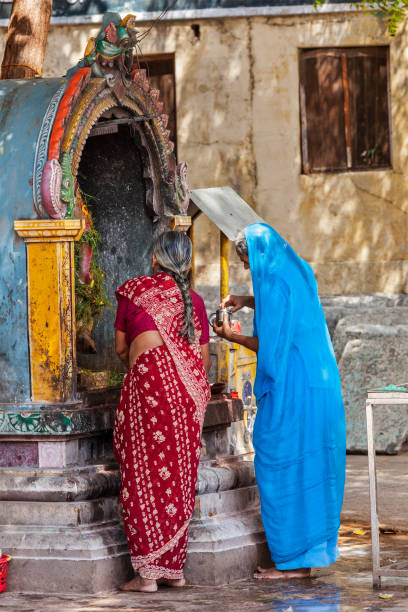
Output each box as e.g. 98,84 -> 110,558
0,393 -> 266,594
3,456 -> 408,610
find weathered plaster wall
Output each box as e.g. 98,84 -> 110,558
251,14 -> 408,295
1,11 -> 406,295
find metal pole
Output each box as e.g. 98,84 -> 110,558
189,220 -> 195,289
220,231 -> 229,301
366,399 -> 381,588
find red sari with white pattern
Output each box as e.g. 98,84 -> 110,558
113,272 -> 210,580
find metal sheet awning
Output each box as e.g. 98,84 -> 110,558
190,186 -> 264,241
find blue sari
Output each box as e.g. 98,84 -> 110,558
246,223 -> 346,569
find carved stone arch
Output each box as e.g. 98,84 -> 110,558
33,15 -> 190,225
34,73 -> 179,223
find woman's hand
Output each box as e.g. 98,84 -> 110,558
220,294 -> 255,311
220,294 -> 246,312
213,313 -> 234,341
213,314 -> 259,353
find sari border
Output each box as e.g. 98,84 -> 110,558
130,519 -> 189,570
139,566 -> 184,580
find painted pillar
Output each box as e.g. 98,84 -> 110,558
220,231 -> 229,301
14,219 -> 84,403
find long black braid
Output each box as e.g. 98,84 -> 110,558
153,231 -> 195,344
161,267 -> 195,344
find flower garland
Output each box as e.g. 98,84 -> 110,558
74,194 -> 110,325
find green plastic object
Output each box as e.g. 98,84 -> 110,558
379,384 -> 408,392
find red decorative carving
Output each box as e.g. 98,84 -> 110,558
41,158 -> 65,219
78,242 -> 93,284
105,22 -> 118,44
48,68 -> 91,161
150,88 -> 160,101
131,68 -> 147,88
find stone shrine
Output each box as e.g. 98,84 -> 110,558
0,12 -> 266,592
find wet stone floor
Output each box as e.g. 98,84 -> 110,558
2,527 -> 408,611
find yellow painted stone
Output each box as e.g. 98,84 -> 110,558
14,219 -> 84,402
220,232 -> 229,301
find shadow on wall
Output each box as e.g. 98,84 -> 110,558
173,18 -> 257,289
297,26 -> 408,295
175,18 -> 257,205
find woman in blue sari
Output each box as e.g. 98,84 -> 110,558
213,223 -> 346,579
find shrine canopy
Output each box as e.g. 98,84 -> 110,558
190,186 -> 264,241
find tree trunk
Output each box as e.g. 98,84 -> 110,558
1,0 -> 52,79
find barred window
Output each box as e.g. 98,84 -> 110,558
299,47 -> 391,173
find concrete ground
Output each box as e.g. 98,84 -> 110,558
1,455 -> 408,611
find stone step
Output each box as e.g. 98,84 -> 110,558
1,521 -> 128,558
194,484 -> 260,519
186,507 -> 268,585
0,464 -> 120,501
0,496 -> 121,527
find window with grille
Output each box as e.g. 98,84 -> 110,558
299,47 -> 391,174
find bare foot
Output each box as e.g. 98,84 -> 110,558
256,565 -> 275,573
254,567 -> 311,580
158,577 -> 186,588
119,576 -> 158,592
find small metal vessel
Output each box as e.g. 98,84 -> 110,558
209,308 -> 233,326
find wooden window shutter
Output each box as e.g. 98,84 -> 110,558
300,50 -> 347,173
347,47 -> 390,169
300,47 -> 390,174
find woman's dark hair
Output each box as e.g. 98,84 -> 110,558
153,230 -> 195,343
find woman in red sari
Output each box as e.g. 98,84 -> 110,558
113,231 -> 211,592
